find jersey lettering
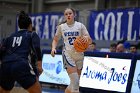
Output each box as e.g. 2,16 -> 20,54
12,36 -> 22,47
68,37 -> 76,45
64,31 -> 79,37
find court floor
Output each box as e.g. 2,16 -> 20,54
11,87 -> 64,93
42,87 -> 64,93
11,84 -> 65,93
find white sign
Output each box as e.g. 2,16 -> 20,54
39,54 -> 70,85
80,56 -> 131,92
130,60 -> 140,93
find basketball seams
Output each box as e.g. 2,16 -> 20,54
76,38 -> 85,49
74,43 -> 85,52
73,36 -> 89,52
77,38 -> 87,50
79,37 -> 88,49
78,36 -> 89,49
74,39 -> 85,50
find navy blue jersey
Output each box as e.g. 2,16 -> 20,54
2,29 -> 42,62
0,29 -> 42,90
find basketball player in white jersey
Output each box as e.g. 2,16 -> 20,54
51,8 -> 92,93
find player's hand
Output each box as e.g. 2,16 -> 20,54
51,48 -> 56,57
37,61 -> 43,76
83,36 -> 92,44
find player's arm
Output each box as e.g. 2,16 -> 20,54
51,25 -> 62,57
51,36 -> 58,57
31,32 -> 43,75
81,23 -> 92,44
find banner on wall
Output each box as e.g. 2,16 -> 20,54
30,12 -> 64,39
89,8 -> 140,41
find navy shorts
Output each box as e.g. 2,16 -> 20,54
0,58 -> 36,90
32,66 -> 39,77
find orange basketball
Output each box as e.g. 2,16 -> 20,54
73,36 -> 89,52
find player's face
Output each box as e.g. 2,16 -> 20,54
64,9 -> 75,22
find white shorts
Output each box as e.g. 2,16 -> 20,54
62,50 -> 84,70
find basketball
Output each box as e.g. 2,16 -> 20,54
73,36 -> 89,52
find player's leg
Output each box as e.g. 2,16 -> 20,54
0,87 -> 10,93
26,78 -> 42,93
18,68 -> 41,93
75,60 -> 83,77
0,63 -> 15,93
63,51 -> 83,93
65,87 -> 71,93
65,66 -> 80,93
0,75 -> 14,93
16,59 -> 42,93
0,80 -> 14,93
0,87 -> 1,92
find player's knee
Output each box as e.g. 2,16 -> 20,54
27,81 -> 41,93
68,72 -> 79,93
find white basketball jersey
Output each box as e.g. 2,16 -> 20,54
55,21 -> 89,51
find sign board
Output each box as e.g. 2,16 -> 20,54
39,54 -> 70,85
80,56 -> 131,92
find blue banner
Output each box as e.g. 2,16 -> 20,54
31,12 -> 64,39
89,8 -> 140,41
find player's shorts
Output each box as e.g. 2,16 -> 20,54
32,66 -> 39,77
62,50 -> 84,69
0,58 -> 36,90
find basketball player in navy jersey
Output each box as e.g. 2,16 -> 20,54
0,11 -> 42,93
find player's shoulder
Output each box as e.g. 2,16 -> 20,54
75,21 -> 81,24
59,22 -> 66,27
26,30 -> 37,36
11,30 -> 28,36
74,21 -> 85,29
75,21 -> 84,26
58,22 -> 66,30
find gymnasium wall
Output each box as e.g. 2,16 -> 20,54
0,0 -> 139,49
